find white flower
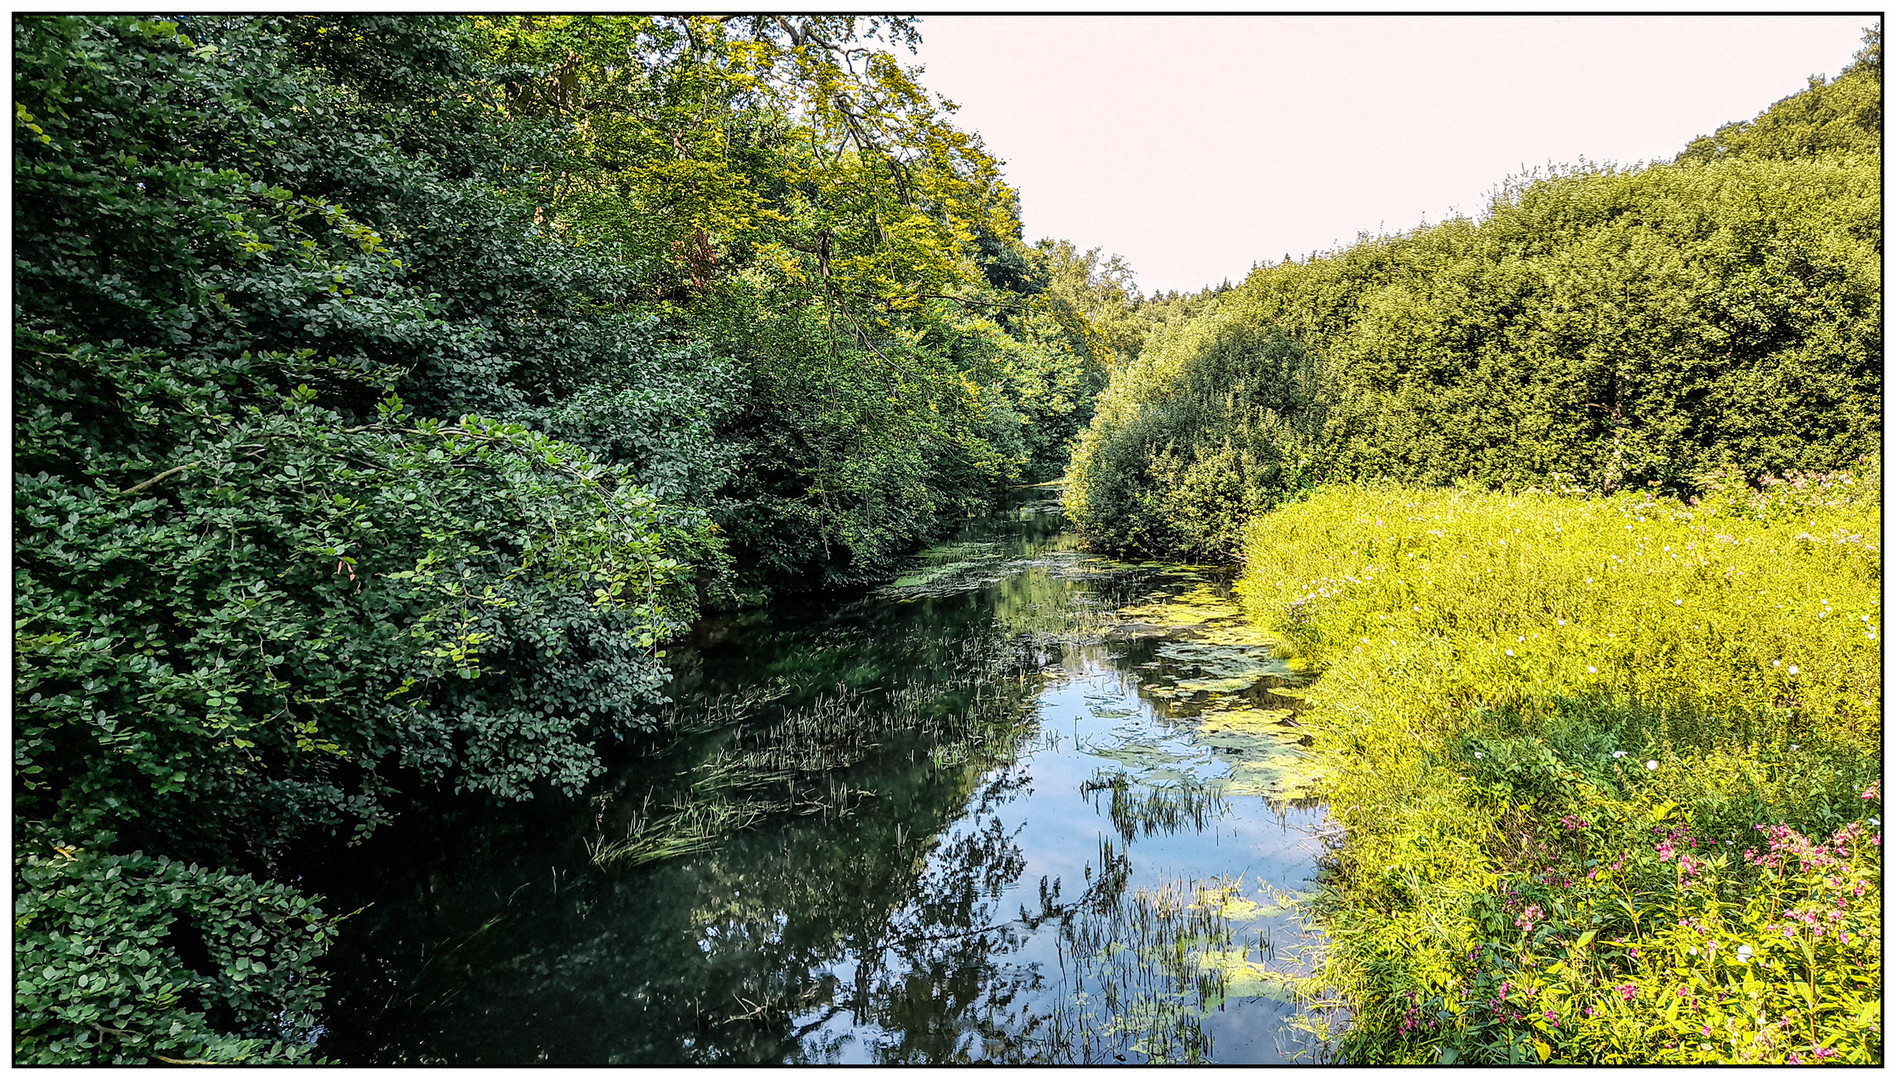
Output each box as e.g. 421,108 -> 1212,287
1772,659 -> 1781,667
1556,619 -> 1566,626
1688,946 -> 1698,956
1870,816 -> 1881,827
1787,664 -> 1800,676
1505,649 -> 1515,657
1588,666 -> 1599,674
1612,751 -> 1629,759
1736,945 -> 1754,962
1474,751 -> 1485,759
1517,636 -> 1526,643
1789,744 -> 1800,751
1645,760 -> 1659,771
1672,599 -> 1682,606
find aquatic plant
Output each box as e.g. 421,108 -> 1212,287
1051,865 -> 1314,1063
588,633 -> 1053,869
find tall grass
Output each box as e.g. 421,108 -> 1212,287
1236,472 -> 1880,1063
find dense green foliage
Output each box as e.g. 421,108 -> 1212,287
1237,477 -> 1880,1063
1677,27 -> 1880,163
1066,322 -> 1321,559
14,12 -> 1882,1065
1058,24 -> 1884,1064
1067,30 -> 1881,559
13,14 -> 1105,1062
469,15 -> 1110,581
15,840 -> 339,1065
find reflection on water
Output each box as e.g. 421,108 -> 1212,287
312,488 -> 1336,1064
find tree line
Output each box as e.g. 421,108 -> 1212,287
1066,26 -> 1881,559
13,15 -> 1115,1062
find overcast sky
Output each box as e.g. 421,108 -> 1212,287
907,15 -> 1874,296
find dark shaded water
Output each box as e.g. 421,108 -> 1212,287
312,488 -> 1335,1064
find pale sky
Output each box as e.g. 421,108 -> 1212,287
908,15 -> 1875,297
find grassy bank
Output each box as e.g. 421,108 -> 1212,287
1233,473 -> 1880,1063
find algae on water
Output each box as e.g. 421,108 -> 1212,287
1101,577 -> 1324,805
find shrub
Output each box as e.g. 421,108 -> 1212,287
1066,321 -> 1320,558
1065,39 -> 1879,561
14,832 -> 341,1064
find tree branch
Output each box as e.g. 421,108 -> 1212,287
118,462 -> 199,495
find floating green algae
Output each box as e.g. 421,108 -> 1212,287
891,559 -> 984,588
1171,675 -> 1269,696
1196,706 -> 1321,801
1151,641 -> 1293,683
1079,738 -> 1208,784
1097,576 -> 1326,804
1196,948 -> 1298,1007
1115,584 -> 1244,628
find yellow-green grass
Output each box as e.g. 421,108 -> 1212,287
1235,475 -> 1880,1064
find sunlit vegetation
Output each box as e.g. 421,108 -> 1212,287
1235,475 -> 1880,1063
12,13 -> 1113,1063
13,9 -> 1883,1067
1058,24 -> 1883,1064
1067,28 -> 1881,561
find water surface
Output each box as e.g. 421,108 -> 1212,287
315,488 -> 1334,1064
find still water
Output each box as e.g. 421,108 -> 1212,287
315,488 -> 1336,1064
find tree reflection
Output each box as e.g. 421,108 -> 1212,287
312,491 -> 1322,1065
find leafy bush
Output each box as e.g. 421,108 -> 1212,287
1408,781 -> 1882,1065
1676,27 -> 1881,164
14,833 -> 341,1064
13,15 -> 703,1061
1065,322 -> 1320,558
1235,476 -> 1880,1063
1065,33 -> 1880,559
13,13 -> 1117,1061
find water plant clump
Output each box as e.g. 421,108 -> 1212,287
1083,772 -> 1230,842
1049,861 -> 1301,1063
1082,573 -> 1325,806
1234,472 -> 1880,1063
589,632 -> 1054,868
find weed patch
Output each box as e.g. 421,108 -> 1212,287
1236,474 -> 1880,1063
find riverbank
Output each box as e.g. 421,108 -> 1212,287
1233,473 -> 1881,1063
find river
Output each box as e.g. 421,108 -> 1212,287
311,486 -> 1337,1064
